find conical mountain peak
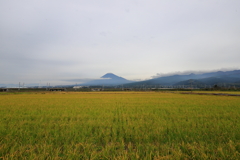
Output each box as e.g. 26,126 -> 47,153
101,73 -> 122,79
83,73 -> 132,85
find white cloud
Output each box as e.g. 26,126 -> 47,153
152,67 -> 240,79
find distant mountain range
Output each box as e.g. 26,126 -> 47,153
80,70 -> 240,87
124,70 -> 240,87
2,70 -> 240,88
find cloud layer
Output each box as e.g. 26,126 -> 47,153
1,0 -> 240,85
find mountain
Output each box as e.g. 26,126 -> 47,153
124,70 -> 240,87
174,79 -> 205,86
82,73 -> 133,86
198,77 -> 235,85
101,73 -> 126,80
124,73 -> 199,86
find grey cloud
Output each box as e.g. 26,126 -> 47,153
1,0 -> 240,85
63,78 -> 111,83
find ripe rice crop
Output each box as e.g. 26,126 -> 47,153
0,92 -> 240,159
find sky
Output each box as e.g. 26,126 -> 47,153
1,0 -> 240,86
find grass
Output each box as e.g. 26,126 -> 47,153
0,92 -> 240,159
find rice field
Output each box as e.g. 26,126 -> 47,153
0,92 -> 240,159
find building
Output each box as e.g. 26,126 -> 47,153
49,88 -> 66,91
91,88 -> 102,91
73,86 -> 82,89
0,88 -> 8,92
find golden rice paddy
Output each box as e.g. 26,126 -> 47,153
0,91 -> 239,159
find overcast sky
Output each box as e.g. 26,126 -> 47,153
1,0 -> 240,85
